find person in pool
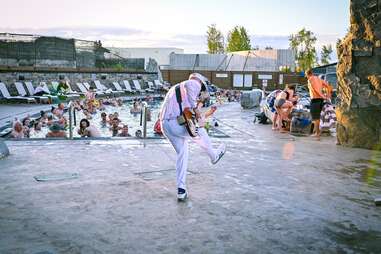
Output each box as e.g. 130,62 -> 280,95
78,118 -> 101,138
22,117 -> 31,138
100,112 -> 108,127
46,122 -> 66,138
55,103 -> 65,117
40,111 -> 48,125
130,101 -> 141,114
110,118 -> 121,137
10,121 -> 24,139
118,124 -> 131,137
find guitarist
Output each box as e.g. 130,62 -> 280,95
160,73 -> 226,201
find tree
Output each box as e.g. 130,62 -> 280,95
320,44 -> 333,65
226,26 -> 252,52
206,24 -> 225,54
289,28 -> 317,71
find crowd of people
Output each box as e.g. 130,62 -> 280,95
8,86 -> 243,140
267,70 -> 335,137
9,90 -> 159,139
10,102 -> 67,139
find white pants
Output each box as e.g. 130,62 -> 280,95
161,119 -> 218,190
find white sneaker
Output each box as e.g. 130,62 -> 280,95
177,188 -> 188,201
212,144 -> 226,165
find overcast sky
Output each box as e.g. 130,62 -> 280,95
0,0 -> 350,53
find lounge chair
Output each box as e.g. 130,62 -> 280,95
82,82 -> 106,97
146,81 -> 155,93
76,82 -> 90,94
76,82 -> 103,98
132,80 -> 146,94
66,81 -> 84,96
106,82 -> 124,96
15,82 -> 49,103
38,82 -> 60,102
0,82 -> 36,103
93,80 -> 116,96
122,80 -> 136,94
51,81 -> 80,100
154,80 -> 164,88
111,81 -> 128,94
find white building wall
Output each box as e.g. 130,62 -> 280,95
166,49 -> 295,72
108,47 -> 184,66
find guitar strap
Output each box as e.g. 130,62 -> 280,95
175,84 -> 183,114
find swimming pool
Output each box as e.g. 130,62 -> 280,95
29,99 -> 163,139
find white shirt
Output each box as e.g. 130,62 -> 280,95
87,125 -> 101,137
160,80 -> 201,120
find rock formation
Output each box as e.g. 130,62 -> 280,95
336,0 -> 381,150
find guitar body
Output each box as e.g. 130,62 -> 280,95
183,108 -> 198,137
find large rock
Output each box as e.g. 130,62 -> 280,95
336,0 -> 381,150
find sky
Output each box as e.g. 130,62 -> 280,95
0,0 -> 350,55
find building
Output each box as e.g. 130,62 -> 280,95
108,47 -> 184,67
312,62 -> 337,75
161,49 -> 302,90
0,33 -> 146,70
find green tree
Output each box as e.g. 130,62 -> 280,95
206,24 -> 225,54
226,26 -> 252,52
320,44 -> 333,65
289,28 -> 317,71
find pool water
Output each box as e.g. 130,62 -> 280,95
29,100 -> 163,139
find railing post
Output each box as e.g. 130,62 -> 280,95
143,105 -> 147,139
68,102 -> 73,139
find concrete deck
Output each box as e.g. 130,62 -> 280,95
0,103 -> 380,253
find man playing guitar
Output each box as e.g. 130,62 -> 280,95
159,73 -> 226,201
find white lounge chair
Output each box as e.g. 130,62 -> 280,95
83,82 -> 106,97
38,82 -> 60,102
107,82 -> 124,96
56,81 -> 84,96
51,81 -> 80,100
146,81 -> 155,93
76,83 -> 90,94
0,82 -> 36,103
76,82 -> 102,97
122,80 -> 136,94
132,80 -> 146,94
154,80 -> 163,88
93,80 -> 114,95
111,81 -> 128,94
15,82 -> 49,103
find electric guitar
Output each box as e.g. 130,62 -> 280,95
183,107 -> 198,137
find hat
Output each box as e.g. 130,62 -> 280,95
189,73 -> 208,87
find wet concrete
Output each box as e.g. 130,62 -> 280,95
0,103 -> 380,253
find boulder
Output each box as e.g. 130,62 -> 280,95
336,0 -> 381,150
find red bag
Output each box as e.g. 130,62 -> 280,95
154,119 -> 162,135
